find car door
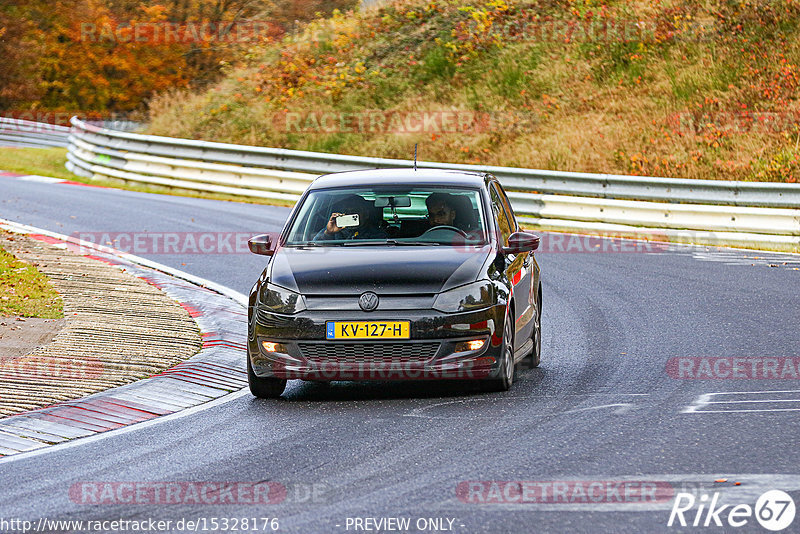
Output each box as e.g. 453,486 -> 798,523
489,182 -> 534,343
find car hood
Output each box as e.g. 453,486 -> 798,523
268,245 -> 493,295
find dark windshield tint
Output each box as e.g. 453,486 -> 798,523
285,187 -> 487,246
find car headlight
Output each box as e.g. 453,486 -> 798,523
433,281 -> 494,313
259,282 -> 306,314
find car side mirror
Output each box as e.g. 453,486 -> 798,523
502,231 -> 540,255
248,234 -> 274,256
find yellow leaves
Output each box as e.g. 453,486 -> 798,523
139,4 -> 168,22
487,0 -> 509,11
472,11 -> 488,23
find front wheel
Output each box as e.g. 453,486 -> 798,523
485,312 -> 514,392
247,357 -> 287,398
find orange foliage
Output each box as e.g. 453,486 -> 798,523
0,0 -> 300,115
1,0 -> 358,116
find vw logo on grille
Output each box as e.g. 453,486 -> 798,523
358,292 -> 379,311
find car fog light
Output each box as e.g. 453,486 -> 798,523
261,341 -> 281,353
467,339 -> 485,351
455,339 -> 486,353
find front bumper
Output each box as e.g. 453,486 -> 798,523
247,305 -> 507,381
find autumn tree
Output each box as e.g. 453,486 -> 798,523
1,0 -> 358,116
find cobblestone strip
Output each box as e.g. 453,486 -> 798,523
0,232 -> 202,415
0,222 -> 248,457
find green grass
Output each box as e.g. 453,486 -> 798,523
0,147 -> 76,180
0,245 -> 63,318
0,147 -> 296,207
420,47 -> 456,83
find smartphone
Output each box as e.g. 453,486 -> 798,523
335,214 -> 360,228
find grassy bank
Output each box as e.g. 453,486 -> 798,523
0,147 -> 77,180
147,0 -> 800,182
0,243 -> 63,318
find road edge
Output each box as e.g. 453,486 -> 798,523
0,218 -> 251,461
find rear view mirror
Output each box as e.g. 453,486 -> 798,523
248,234 -> 274,256
374,196 -> 412,208
502,232 -> 540,254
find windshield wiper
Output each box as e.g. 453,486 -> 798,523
341,239 -> 441,246
340,240 -> 388,246
290,241 -> 344,247
390,240 -> 442,246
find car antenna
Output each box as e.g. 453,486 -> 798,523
414,143 -> 417,171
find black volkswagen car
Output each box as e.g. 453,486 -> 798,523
247,169 -> 542,398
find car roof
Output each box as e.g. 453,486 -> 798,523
308,168 -> 489,190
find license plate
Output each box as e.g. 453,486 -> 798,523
326,321 -> 410,339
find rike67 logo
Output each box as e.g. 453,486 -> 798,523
668,490 -> 796,531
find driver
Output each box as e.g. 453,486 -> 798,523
314,194 -> 387,241
425,193 -> 458,228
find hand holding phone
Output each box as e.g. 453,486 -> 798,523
335,214 -> 360,228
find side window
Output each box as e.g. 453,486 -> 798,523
489,185 -> 512,244
493,181 -> 518,232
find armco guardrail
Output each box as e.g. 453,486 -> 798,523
66,117 -> 800,252
0,117 -> 70,148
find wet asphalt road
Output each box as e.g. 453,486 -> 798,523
1,176 -> 799,533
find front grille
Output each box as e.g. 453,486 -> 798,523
298,342 -> 440,365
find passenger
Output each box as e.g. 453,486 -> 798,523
314,194 -> 387,241
425,192 -> 458,228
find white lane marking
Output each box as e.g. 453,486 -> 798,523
690,250 -> 800,270
561,403 -> 633,415
17,175 -> 65,183
0,390 -> 251,465
0,217 -> 248,306
683,390 -> 800,414
704,399 -> 800,404
404,395 -> 645,419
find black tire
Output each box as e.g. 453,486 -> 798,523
525,285 -> 542,368
247,357 -> 287,398
485,312 -> 515,392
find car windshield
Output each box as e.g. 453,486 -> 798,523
285,186 -> 487,246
